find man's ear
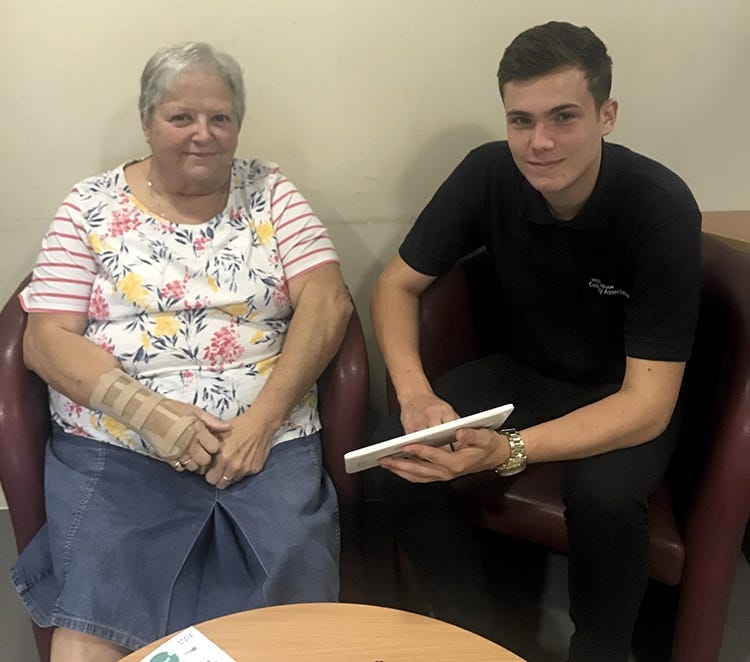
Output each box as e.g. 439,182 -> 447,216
600,98 -> 618,136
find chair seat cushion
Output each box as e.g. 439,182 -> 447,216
454,463 -> 685,585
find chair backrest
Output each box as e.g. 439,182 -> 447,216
0,276 -> 50,552
669,234 -> 750,661
318,306 -> 370,602
666,235 -> 749,519
0,276 -> 52,661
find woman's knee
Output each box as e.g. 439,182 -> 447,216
51,627 -> 127,662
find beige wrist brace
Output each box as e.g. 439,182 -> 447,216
89,368 -> 195,460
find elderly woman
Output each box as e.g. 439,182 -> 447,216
12,42 -> 352,661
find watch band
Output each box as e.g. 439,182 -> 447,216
494,428 -> 527,477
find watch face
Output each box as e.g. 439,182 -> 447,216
499,467 -> 523,477
495,458 -> 524,476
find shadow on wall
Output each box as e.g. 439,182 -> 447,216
97,95 -> 145,171
395,124 -> 499,215
368,124 -> 501,425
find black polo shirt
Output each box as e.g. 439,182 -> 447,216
399,141 -> 701,385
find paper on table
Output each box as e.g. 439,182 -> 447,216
137,626 -> 237,662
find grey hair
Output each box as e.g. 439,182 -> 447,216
139,42 -> 246,127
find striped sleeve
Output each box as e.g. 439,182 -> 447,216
270,172 -> 339,281
19,196 -> 97,314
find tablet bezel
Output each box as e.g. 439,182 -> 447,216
344,403 -> 514,473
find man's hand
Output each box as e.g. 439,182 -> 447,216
378,427 -> 510,483
399,393 -> 460,434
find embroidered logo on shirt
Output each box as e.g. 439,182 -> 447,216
588,278 -> 630,298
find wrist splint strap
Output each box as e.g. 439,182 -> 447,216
89,368 -> 195,459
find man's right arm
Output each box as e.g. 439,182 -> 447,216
371,254 -> 459,433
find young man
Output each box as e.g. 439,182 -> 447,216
370,21 -> 701,662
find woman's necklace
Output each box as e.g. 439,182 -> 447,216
146,177 -> 169,219
146,162 -> 228,223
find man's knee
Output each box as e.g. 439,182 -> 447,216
563,455 -> 651,534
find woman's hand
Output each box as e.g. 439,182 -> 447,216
378,427 -> 509,483
167,402 -> 231,473
203,409 -> 276,489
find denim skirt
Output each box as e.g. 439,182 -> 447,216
11,429 -> 340,651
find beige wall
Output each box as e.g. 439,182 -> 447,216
2,0 -> 748,420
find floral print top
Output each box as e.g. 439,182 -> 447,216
20,158 -> 340,458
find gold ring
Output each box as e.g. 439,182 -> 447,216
222,475 -> 232,482
173,460 -> 183,469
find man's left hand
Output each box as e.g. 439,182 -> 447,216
378,427 -> 510,483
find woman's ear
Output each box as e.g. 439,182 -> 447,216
141,115 -> 151,144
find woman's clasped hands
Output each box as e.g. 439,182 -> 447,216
169,402 -> 275,490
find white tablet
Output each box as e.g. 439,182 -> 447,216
344,403 -> 514,473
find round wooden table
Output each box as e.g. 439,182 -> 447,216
120,602 -> 525,661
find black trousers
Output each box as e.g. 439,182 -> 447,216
370,354 -> 679,662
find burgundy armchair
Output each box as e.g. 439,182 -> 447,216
0,277 -> 369,662
386,233 -> 750,662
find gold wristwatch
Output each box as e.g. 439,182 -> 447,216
494,428 -> 527,477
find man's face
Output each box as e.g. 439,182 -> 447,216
503,67 -> 617,219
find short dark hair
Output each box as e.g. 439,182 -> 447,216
498,21 -> 613,109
